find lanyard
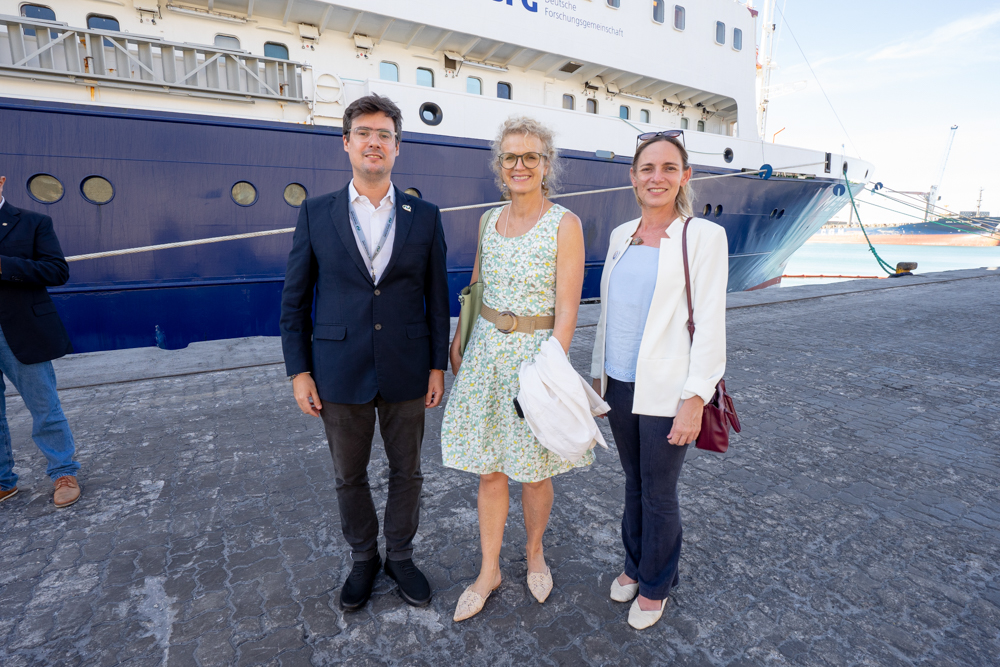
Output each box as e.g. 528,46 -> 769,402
348,201 -> 396,282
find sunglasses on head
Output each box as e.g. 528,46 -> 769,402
636,130 -> 685,149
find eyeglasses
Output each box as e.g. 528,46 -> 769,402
351,127 -> 397,144
636,130 -> 685,148
498,152 -> 546,169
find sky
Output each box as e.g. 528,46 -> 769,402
760,0 -> 1000,224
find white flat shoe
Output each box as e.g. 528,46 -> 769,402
628,597 -> 667,630
610,576 -> 639,602
527,567 -> 553,603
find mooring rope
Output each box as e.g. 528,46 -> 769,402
845,179 -> 896,276
64,162 -> 825,263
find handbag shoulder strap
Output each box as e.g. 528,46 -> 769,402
473,207 -> 494,281
681,216 -> 695,342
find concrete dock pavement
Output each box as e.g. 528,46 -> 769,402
1,268 -> 998,665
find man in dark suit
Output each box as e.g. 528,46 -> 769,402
280,94 -> 450,611
0,175 -> 82,509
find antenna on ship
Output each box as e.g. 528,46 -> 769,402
924,124 -> 959,223
755,0 -> 780,139
976,187 -> 984,217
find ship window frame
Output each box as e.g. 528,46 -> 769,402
419,102 -> 443,126
497,81 -> 512,100
640,109 -> 651,123
467,76 -> 483,95
652,0 -> 666,25
80,175 -> 115,205
213,34 -> 241,50
733,28 -> 743,51
380,61 -> 399,82
586,98 -> 598,114
231,181 -> 258,207
697,119 -> 706,132
264,42 -> 289,60
26,173 -> 64,205
673,5 -> 686,31
715,21 -> 726,45
86,13 -> 120,47
283,183 -> 308,208
416,67 -> 435,88
20,4 -> 57,38
619,105 -> 630,120
606,0 -> 621,8
563,94 -> 575,110
680,117 -> 689,130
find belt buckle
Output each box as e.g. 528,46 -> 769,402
496,310 -> 518,334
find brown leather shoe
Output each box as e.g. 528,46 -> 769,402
0,487 -> 18,504
53,476 -> 80,508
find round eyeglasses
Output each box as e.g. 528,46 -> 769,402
498,152 -> 545,169
351,127 -> 397,144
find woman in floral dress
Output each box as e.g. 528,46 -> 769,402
442,116 -> 588,622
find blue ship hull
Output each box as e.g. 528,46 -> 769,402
2,98 -> 854,353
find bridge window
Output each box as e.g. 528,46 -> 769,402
674,5 -> 686,30
563,94 -> 575,110
640,109 -> 651,123
607,0 -> 620,7
715,21 -> 726,45
264,42 -> 289,60
380,61 -> 399,82
416,67 -> 434,87
733,28 -> 743,51
20,4 -> 56,38
586,98 -> 598,114
619,105 -> 630,120
467,76 -> 482,95
27,173 -> 64,204
231,181 -> 258,206
697,119 -> 705,132
87,14 -> 120,47
652,1 -> 665,24
214,35 -> 241,50
81,176 -> 114,205
283,183 -> 307,207
680,117 -> 689,129
497,82 -> 512,99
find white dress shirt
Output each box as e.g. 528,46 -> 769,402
347,180 -> 396,284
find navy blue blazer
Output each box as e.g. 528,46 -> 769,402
0,201 -> 73,365
279,185 -> 450,404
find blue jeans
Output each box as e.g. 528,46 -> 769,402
0,323 -> 79,490
606,377 -> 688,601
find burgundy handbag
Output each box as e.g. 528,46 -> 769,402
681,218 -> 742,453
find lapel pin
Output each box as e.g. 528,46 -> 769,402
402,204 -> 412,212
612,250 -> 620,260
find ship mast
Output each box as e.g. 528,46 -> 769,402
976,187 -> 984,217
755,0 -> 779,139
924,124 -> 958,223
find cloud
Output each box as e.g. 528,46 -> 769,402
869,8 -> 1000,61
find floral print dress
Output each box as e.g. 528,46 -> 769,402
441,203 -> 595,483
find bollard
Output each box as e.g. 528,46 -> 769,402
891,261 -> 918,278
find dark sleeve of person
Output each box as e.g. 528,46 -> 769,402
425,207 -> 450,371
0,214 -> 70,287
279,203 -> 319,377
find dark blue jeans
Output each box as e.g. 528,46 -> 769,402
0,324 -> 79,490
606,377 -> 689,600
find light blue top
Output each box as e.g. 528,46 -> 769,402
604,245 -> 659,382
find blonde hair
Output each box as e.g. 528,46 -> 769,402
631,135 -> 695,219
490,116 -> 562,199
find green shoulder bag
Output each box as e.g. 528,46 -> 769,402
457,208 -> 494,356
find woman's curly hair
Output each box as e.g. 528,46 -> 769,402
490,116 -> 562,199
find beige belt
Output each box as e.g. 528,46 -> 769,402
481,304 -> 555,334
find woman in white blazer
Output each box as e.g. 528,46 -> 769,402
590,131 -> 728,630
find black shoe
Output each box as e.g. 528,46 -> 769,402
384,558 -> 432,607
340,555 -> 381,611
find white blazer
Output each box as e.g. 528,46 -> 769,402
590,216 -> 729,417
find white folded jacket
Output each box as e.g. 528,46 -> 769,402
517,336 -> 611,463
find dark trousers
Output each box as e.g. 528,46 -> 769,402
320,394 -> 425,562
606,378 -> 689,600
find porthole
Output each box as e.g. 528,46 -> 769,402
723,148 -> 734,163
231,181 -> 258,206
777,209 -> 785,219
404,187 -> 422,199
81,176 -> 114,205
27,174 -> 64,204
283,183 -> 307,207
703,204 -> 712,216
769,208 -> 778,219
715,205 -> 723,217
419,102 -> 443,126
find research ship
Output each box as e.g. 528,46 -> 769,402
0,0 -> 872,352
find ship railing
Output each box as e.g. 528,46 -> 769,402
0,14 -> 304,103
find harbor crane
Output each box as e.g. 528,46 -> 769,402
924,125 -> 959,222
